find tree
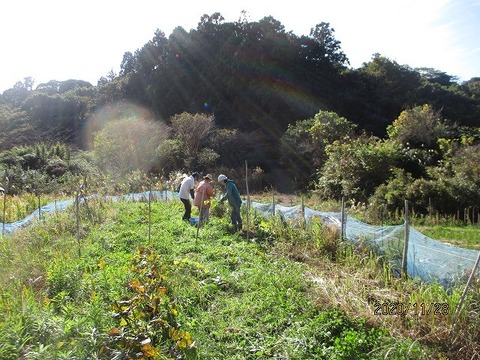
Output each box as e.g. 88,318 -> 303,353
445,143 -> 480,209
280,110 -> 356,188
316,136 -> 401,200
387,104 -> 453,148
309,22 -> 349,66
36,80 -> 62,94
169,112 -> 216,169
416,67 -> 456,86
93,117 -> 169,176
386,104 -> 454,177
119,51 -> 135,77
23,77 -> 35,91
357,55 -> 422,125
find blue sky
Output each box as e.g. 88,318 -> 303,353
1,0 -> 479,93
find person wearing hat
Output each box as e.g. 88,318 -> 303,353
179,172 -> 200,221
217,174 -> 242,231
194,174 -> 216,225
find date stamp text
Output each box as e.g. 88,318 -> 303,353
373,301 -> 449,316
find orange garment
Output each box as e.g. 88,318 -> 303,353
194,180 -> 215,208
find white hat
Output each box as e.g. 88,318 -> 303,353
204,174 -> 213,180
217,174 -> 227,182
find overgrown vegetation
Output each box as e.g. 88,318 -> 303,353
1,11 -> 479,359
0,194 -> 478,358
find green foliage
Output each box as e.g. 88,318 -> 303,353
1,195 -> 478,358
309,22 -> 349,66
387,104 -> 452,149
316,136 -> 401,200
101,246 -> 196,359
0,143 -> 90,196
414,225 -> 480,250
93,116 -> 169,176
1,14 -> 479,202
447,143 -> 480,206
281,110 -> 357,188
168,112 -> 217,170
301,308 -> 386,359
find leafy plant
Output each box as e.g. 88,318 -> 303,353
101,246 -> 196,359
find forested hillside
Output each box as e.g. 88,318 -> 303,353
1,12 -> 479,217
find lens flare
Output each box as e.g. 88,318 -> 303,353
83,102 -> 168,174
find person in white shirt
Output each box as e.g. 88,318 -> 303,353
179,172 -> 199,221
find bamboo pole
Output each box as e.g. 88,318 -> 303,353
402,200 -> 410,278
341,197 -> 344,237
272,191 -> 275,217
38,193 -> 41,221
1,188 -> 5,236
301,196 -> 305,229
245,160 -> 250,240
452,251 -> 480,327
76,190 -> 81,257
148,185 -> 152,243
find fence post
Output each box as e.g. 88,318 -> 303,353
34,170 -> 41,221
301,196 -> 305,229
272,191 -> 275,217
1,186 -> 6,236
76,190 -> 81,257
38,193 -> 41,221
245,160 -> 250,240
340,197 -> 345,242
148,184 -> 152,243
402,200 -> 410,278
452,251 -> 480,327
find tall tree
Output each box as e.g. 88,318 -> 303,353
309,22 -> 349,66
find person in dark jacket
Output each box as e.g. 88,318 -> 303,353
217,174 -> 242,231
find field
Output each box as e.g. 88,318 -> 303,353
413,225 -> 480,250
0,194 -> 479,359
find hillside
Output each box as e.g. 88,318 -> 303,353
1,16 -> 479,152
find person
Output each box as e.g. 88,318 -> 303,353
194,174 -> 216,225
218,174 -> 242,231
179,172 -> 199,221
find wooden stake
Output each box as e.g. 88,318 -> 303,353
402,200 -> 410,278
340,197 -> 345,242
452,251 -> 480,327
245,160 -> 250,240
148,185 -> 152,243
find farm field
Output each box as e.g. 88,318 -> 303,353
413,225 -> 480,250
0,196 -> 479,359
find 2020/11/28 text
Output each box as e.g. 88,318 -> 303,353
373,302 -> 449,316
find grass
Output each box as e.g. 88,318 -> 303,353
0,194 -> 479,358
0,192 -> 66,224
253,191 -> 480,250
413,225 -> 480,250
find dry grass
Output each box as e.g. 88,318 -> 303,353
266,213 -> 480,359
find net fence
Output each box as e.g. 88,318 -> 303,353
0,191 -> 174,236
251,201 -> 480,289
1,192 -> 478,288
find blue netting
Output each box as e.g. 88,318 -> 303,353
0,190 -> 176,236
251,201 -> 480,288
2,194 -> 478,288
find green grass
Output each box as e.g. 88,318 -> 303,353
0,196 -> 478,358
413,225 -> 480,250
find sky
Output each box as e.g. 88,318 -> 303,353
1,0 -> 479,93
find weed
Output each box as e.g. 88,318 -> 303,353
0,195 -> 478,358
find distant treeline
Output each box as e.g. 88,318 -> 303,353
1,13 -> 479,215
